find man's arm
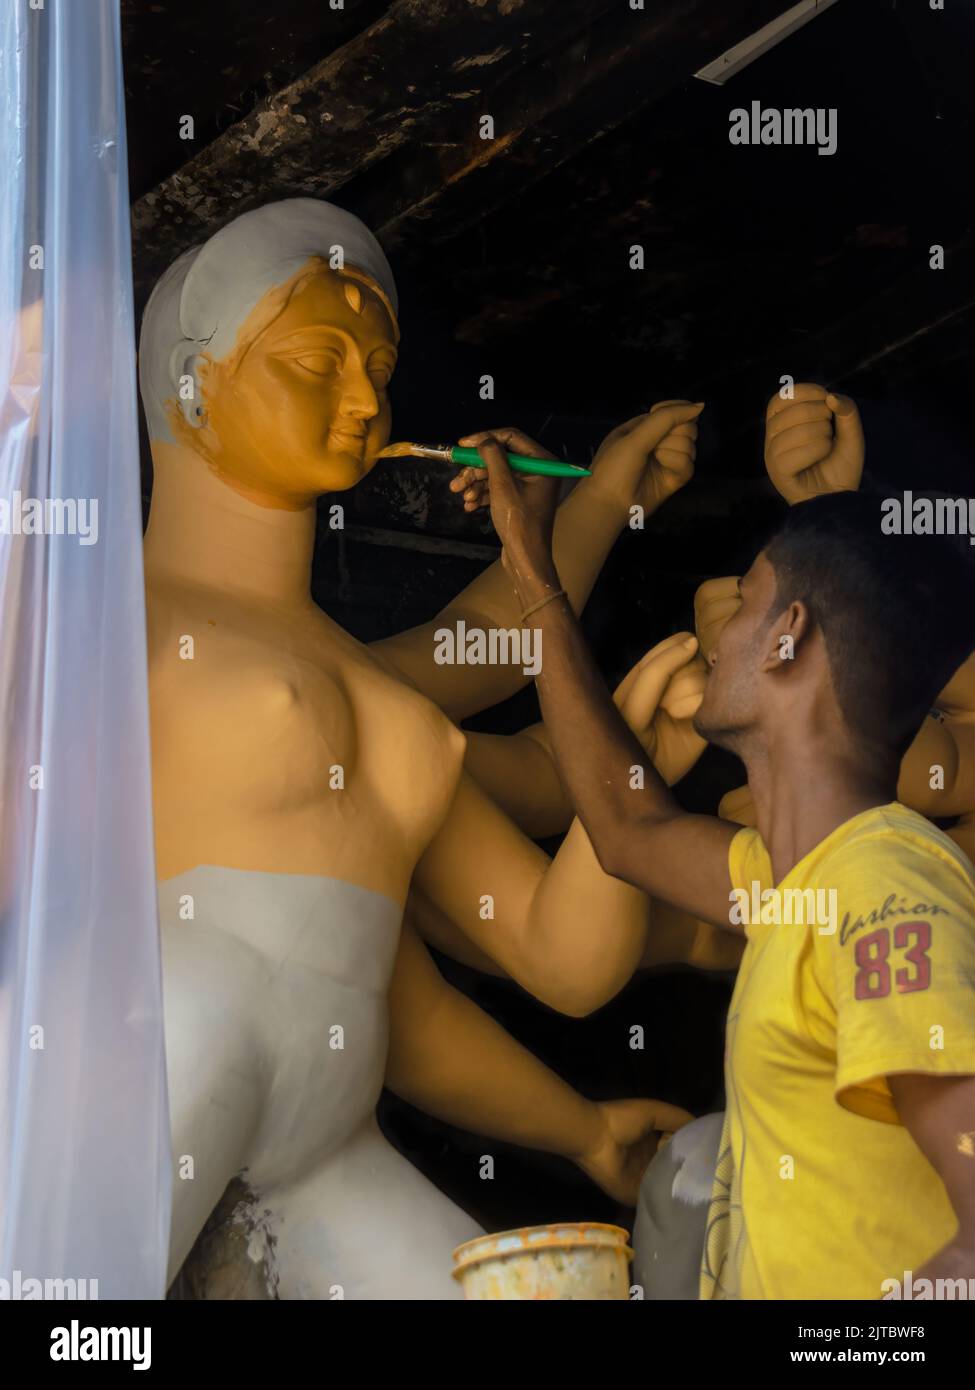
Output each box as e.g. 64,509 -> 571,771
889,1073 -> 975,1279
386,917 -> 693,1204
372,480 -> 623,722
476,410 -> 739,930
950,815 -> 975,864
462,636 -> 710,838
373,407 -> 700,722
518,597 -> 736,926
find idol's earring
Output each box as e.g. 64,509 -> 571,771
172,348 -> 207,429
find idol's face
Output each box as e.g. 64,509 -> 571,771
694,551 -> 779,750
196,266 -> 398,507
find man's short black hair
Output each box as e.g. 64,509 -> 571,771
763,491 -> 975,759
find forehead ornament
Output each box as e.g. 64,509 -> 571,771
343,281 -> 363,316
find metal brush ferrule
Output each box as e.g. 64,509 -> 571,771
409,443 -> 455,462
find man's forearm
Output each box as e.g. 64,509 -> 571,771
375,488 -> 629,722
521,571 -> 680,869
891,1073 -> 975,1248
441,482 -> 627,633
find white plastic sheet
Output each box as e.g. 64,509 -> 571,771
0,0 -> 170,1298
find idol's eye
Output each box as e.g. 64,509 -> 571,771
290,349 -> 343,377
368,354 -> 397,389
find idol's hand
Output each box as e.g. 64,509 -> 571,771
936,649 -> 975,718
613,633 -> 708,785
718,782 -> 758,827
694,574 -> 742,662
576,1097 -> 694,1206
587,400 -> 705,518
765,383 -> 864,503
472,430 -> 563,597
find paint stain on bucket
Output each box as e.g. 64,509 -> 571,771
452,1222 -> 632,1300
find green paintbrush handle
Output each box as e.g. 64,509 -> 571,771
450,445 -> 591,478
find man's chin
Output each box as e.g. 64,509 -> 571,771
692,712 -> 711,741
693,707 -> 732,751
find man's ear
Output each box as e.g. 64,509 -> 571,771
760,600 -> 810,674
169,348 -> 208,429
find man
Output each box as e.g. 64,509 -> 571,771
473,418 -> 975,1300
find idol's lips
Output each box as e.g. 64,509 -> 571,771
329,425 -> 368,452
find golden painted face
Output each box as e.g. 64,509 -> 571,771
178,260 -> 398,508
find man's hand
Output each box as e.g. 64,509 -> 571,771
454,404 -> 704,521
586,400 -> 705,517
470,406 -> 707,600
765,383 -> 865,504
462,423 -> 739,929
450,425 -> 557,514
575,1097 -> 694,1206
613,633 -> 707,785
466,429 -> 563,599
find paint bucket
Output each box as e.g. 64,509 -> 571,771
452,1222 -> 633,1300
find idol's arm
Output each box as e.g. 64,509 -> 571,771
456,656 -> 742,972
406,885 -> 507,976
418,643 -> 722,975
373,406 -> 700,722
717,711 -> 975,832
896,711 -> 975,819
416,699 -> 742,1017
410,875 -> 743,979
414,768 -> 653,1016
462,725 -> 570,839
386,918 -> 692,1204
764,383 -> 865,502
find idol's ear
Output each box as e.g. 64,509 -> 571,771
168,347 -> 208,429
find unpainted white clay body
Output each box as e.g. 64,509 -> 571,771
160,867 -> 480,1299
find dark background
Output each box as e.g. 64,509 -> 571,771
123,0 -> 974,1234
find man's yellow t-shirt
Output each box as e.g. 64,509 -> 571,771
700,802 -> 975,1301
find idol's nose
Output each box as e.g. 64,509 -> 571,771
340,361 -> 381,421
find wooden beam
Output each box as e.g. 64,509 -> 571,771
130,0 -> 618,293
121,0 -> 389,200
349,0 -> 793,254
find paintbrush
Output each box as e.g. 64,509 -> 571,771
377,441 -> 591,479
